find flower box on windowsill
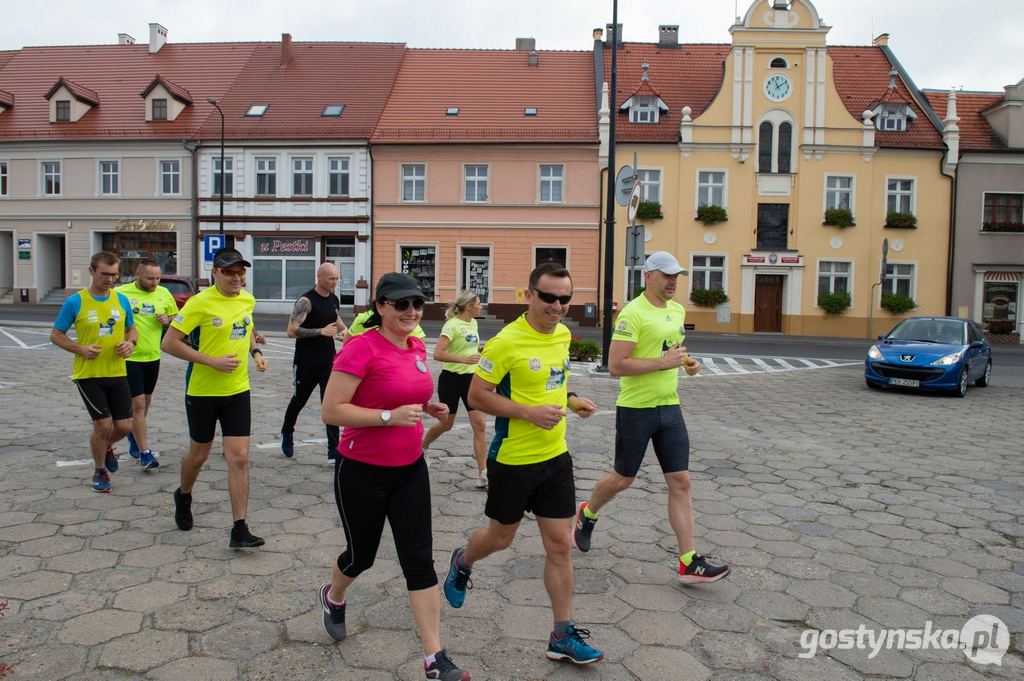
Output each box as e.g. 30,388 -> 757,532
982,222 -> 1024,233
636,201 -> 663,221
884,211 -> 917,229
696,204 -> 727,226
823,208 -> 855,228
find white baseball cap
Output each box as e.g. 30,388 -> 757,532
643,251 -> 687,275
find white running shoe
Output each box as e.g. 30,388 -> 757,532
475,470 -> 488,488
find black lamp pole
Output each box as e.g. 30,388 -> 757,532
206,97 -> 225,234
599,0 -> 619,371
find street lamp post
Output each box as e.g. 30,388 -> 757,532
599,0 -> 620,371
206,98 -> 225,234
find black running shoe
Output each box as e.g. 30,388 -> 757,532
678,554 -> 730,584
318,583 -> 346,641
424,649 -> 470,680
173,488 -> 193,531
229,522 -> 265,548
573,502 -> 598,552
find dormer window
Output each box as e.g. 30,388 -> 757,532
630,96 -> 658,124
45,77 -> 99,123
152,98 -> 168,121
878,105 -> 907,131
56,100 -> 71,122
246,104 -> 268,117
770,57 -> 788,69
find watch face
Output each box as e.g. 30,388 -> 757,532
764,74 -> 791,102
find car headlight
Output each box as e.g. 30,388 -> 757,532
931,351 -> 963,366
868,345 -> 882,360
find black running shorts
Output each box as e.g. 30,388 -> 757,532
126,360 -> 161,398
484,452 -> 576,524
185,391 -> 252,443
75,377 -> 133,422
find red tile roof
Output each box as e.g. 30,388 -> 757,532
0,88 -> 13,108
0,51 -> 17,72
827,46 -> 943,149
603,43 -> 730,143
44,77 -> 100,105
199,41 -> 404,140
0,43 -> 257,140
372,49 -> 597,143
923,89 -> 1006,151
140,75 -> 193,104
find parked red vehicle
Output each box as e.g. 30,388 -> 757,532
158,275 -> 198,309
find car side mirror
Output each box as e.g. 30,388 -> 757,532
878,334 -> 886,340
970,340 -> 985,349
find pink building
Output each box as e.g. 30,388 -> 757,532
370,43 -> 600,322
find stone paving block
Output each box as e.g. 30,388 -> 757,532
112,580 -> 188,612
58,608 -> 142,646
152,598 -> 235,632
156,559 -> 224,584
228,551 -> 294,576
618,610 -> 699,647
97,629 -> 189,673
941,577 -> 1010,604
147,656 -> 239,681
683,600 -> 758,633
201,619 -> 283,660
23,590 -> 106,621
786,580 -> 856,608
2,642 -> 88,680
0,570 -> 71,601
45,548 -> 120,574
0,554 -> 41,580
88,530 -> 154,552
239,589 -> 324,622
0,522 -> 58,543
737,589 -> 809,622
120,544 -> 187,568
73,567 -> 151,593
771,653 -> 864,681
623,646 -> 711,681
59,520 -> 124,538
3,616 -> 53,651
691,630 -> 772,674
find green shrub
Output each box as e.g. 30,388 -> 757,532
885,211 -> 917,229
881,292 -> 917,314
690,288 -> 729,307
824,208 -> 854,227
696,204 -> 727,225
636,201 -> 662,221
569,337 -> 600,361
817,291 -> 851,316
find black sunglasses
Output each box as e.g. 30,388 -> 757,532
531,287 -> 573,305
384,297 -> 425,312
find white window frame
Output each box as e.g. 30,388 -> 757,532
815,259 -> 854,307
463,164 -> 489,203
328,156 -> 351,196
291,156 -> 314,197
401,163 -> 426,203
629,96 -> 659,124
254,156 -> 278,196
212,156 -> 234,197
885,176 -> 916,215
533,245 -> 570,270
55,99 -> 71,122
637,168 -> 662,203
158,159 -> 181,196
882,261 -> 916,301
757,111 -> 797,174
824,174 -> 855,214
251,239 -> 318,302
878,106 -> 907,132
695,169 -> 728,209
1,160 -> 9,197
152,98 -> 168,121
689,253 -> 728,294
539,164 -> 564,204
98,160 -> 120,196
41,160 -> 62,196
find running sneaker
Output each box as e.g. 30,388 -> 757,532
424,649 -> 471,681
442,547 -> 472,609
173,488 -> 193,531
126,432 -> 141,459
318,583 -> 347,641
229,522 -> 265,548
139,450 -> 159,470
573,502 -> 598,552
104,445 -> 119,473
474,470 -> 487,489
91,470 -> 111,493
281,432 -> 294,458
327,444 -> 337,464
546,625 -> 604,665
678,555 -> 731,584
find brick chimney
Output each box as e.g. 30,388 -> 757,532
281,33 -> 292,66
118,33 -> 136,45
873,33 -> 890,47
515,37 -> 536,51
148,23 -> 167,54
606,23 -> 623,46
658,25 -> 679,48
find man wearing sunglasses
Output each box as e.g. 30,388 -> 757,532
573,251 -> 730,585
52,251 -> 138,494
445,262 -> 604,666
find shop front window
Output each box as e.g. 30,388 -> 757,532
400,246 -> 436,300
252,236 -> 316,300
983,282 -> 1018,324
102,230 -> 178,280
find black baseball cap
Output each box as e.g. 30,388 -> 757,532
213,247 -> 252,269
375,272 -> 426,301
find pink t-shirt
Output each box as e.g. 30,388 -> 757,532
332,329 -> 433,466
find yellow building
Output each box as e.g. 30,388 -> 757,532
598,0 -> 951,337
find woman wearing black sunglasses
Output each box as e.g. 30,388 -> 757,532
319,272 -> 470,681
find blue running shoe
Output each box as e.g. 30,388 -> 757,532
104,446 -> 119,473
442,547 -> 472,609
281,432 -> 294,458
92,470 -> 111,493
139,450 -> 159,470
546,625 -> 604,665
126,432 -> 140,459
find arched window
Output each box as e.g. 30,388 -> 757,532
770,57 -> 787,69
758,122 -> 774,173
778,122 -> 792,173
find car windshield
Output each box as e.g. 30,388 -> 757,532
161,280 -> 192,295
887,319 -> 965,345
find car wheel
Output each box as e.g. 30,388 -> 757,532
953,368 -> 968,398
975,361 -> 992,388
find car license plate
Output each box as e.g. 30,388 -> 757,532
889,378 -> 920,388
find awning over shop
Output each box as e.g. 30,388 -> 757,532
984,271 -> 1021,282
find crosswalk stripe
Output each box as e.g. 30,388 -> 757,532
699,357 -> 727,375
724,357 -> 750,373
798,359 -> 818,368
751,357 -> 780,372
774,358 -> 798,370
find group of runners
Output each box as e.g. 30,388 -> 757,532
54,248 -> 729,681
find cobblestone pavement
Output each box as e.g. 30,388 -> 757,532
0,334 -> 1022,680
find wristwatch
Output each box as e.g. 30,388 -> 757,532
379,410 -> 391,425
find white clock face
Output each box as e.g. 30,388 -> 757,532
764,74 -> 792,102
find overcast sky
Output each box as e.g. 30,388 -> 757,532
2,0 -> 1021,92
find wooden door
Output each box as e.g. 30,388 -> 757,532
754,275 -> 783,332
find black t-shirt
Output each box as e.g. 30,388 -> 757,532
294,288 -> 340,366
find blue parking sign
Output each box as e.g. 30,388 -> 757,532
203,234 -> 225,262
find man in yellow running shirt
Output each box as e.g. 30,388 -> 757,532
162,248 -> 268,548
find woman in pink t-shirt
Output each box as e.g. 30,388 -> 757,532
318,273 -> 470,681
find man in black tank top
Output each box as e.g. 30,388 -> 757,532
280,263 -> 349,462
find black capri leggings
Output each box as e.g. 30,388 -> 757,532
333,455 -> 437,591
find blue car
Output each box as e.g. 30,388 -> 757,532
865,316 -> 992,397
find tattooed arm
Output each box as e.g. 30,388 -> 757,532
287,296 -> 337,339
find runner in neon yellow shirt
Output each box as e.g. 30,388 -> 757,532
573,251 -> 730,585
162,248 -> 268,549
115,259 -> 177,470
349,307 -> 425,338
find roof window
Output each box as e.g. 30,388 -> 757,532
446,107 -> 460,116
322,104 -> 345,117
245,104 -> 269,117
524,107 -> 538,116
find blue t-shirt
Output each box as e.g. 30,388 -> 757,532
54,291 -> 135,332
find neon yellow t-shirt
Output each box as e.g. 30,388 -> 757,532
612,293 -> 687,408
115,282 -> 177,363
439,316 -> 480,374
475,314 -> 571,465
171,286 -> 256,397
349,309 -> 425,339
56,289 -> 134,380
